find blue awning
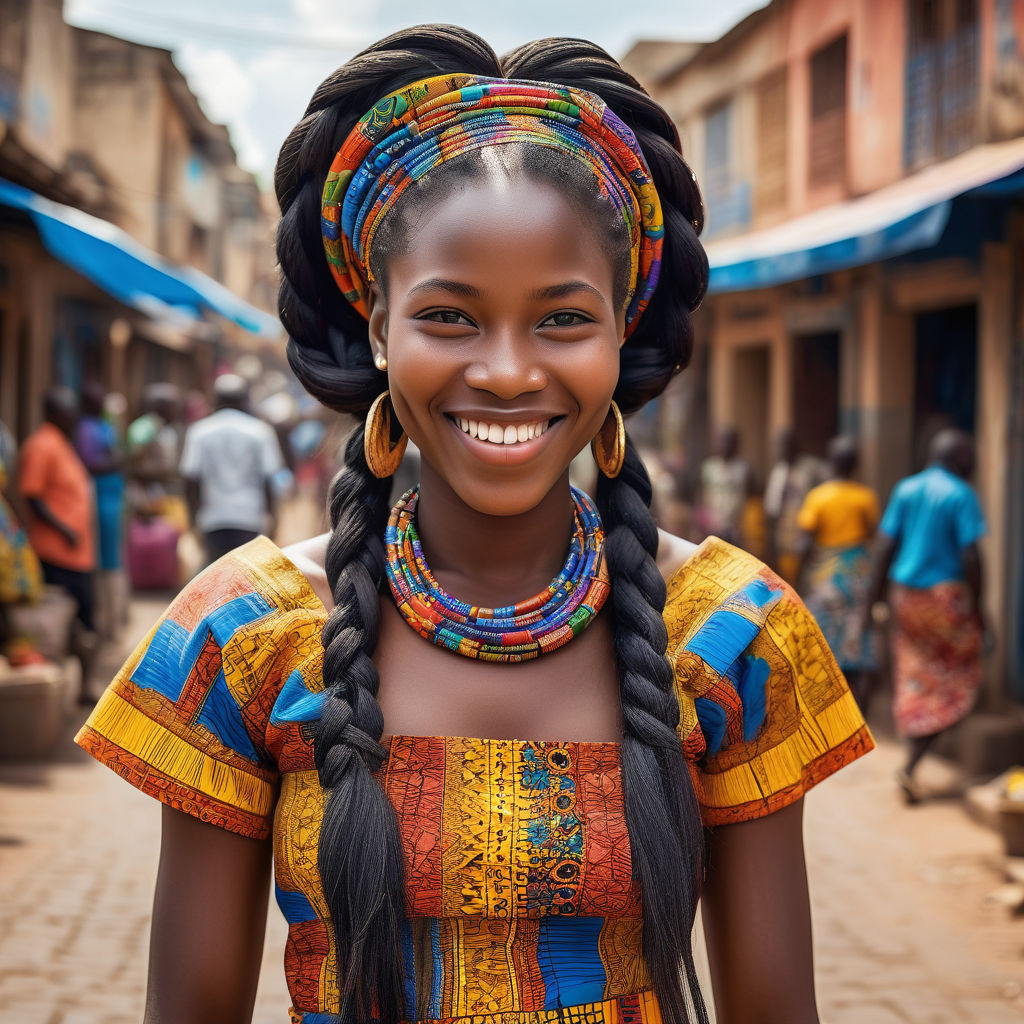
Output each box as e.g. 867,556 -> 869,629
0,177 -> 281,337
705,138 -> 1024,294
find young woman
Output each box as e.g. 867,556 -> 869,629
76,26 -> 873,1024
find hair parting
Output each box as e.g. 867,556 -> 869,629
275,24 -> 711,1023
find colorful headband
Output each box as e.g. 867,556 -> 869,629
320,73 -> 664,339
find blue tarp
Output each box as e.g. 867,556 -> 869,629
705,142 -> 1024,295
0,177 -> 280,337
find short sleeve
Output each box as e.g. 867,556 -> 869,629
863,488 -> 881,532
878,483 -> 904,539
178,424 -> 200,478
763,464 -> 787,519
666,540 -> 874,826
17,433 -> 51,499
75,546 -> 289,838
795,487 -> 821,535
260,426 -> 285,478
954,487 -> 986,550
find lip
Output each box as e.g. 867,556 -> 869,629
445,413 -> 563,467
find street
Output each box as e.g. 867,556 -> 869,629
1,591 -> 1022,1024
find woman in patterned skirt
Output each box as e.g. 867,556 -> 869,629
796,436 -> 880,712
77,26 -> 872,1024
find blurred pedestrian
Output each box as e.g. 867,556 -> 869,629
796,436 -> 880,711
18,388 -> 97,701
76,381 -> 126,640
180,374 -> 285,565
699,426 -> 751,545
765,427 -> 824,583
126,382 -> 187,522
866,429 -> 987,802
0,416 -> 44,664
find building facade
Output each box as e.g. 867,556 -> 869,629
624,0 -> 1024,704
0,0 -> 279,440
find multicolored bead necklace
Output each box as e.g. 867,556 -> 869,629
384,487 -> 610,662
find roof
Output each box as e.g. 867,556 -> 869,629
0,176 -> 280,337
705,137 -> 1024,293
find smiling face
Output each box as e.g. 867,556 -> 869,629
368,170 -> 626,518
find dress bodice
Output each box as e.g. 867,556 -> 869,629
77,535 -> 872,1022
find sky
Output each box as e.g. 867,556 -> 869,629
65,0 -> 767,186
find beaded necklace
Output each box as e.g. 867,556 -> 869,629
384,486 -> 610,662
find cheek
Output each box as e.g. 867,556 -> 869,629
566,344 -> 621,431
383,335 -> 456,438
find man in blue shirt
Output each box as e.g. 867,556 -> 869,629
866,429 -> 987,802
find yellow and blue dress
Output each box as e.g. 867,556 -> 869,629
77,535 -> 872,1023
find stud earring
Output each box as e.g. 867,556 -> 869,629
374,353 -> 388,372
364,391 -> 407,478
591,401 -> 625,478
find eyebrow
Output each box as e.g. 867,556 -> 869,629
528,281 -> 605,302
408,278 -> 481,298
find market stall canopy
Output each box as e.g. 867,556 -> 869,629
0,177 -> 281,338
705,137 -> 1024,294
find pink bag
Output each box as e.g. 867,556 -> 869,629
127,517 -> 181,590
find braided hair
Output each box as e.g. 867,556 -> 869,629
274,25 -> 710,1024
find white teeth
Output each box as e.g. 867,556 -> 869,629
454,418 -> 551,444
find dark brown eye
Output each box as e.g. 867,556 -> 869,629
542,311 -> 589,328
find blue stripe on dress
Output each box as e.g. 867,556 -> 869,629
274,882 -> 317,923
131,619 -> 189,700
428,918 -> 443,1020
195,671 -> 260,760
537,915 -> 607,1010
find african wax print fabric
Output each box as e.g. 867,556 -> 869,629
801,544 -> 876,673
76,535 -> 872,1022
890,581 -> 982,738
321,74 -> 664,338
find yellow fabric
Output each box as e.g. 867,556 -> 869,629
87,688 -> 276,818
797,479 -> 880,548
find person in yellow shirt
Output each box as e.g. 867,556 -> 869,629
796,436 -> 880,710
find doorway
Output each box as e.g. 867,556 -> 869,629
733,344 -> 770,479
792,331 -> 840,457
913,303 -> 977,467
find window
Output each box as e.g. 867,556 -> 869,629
904,0 -> 980,168
702,97 -> 751,236
755,68 -> 788,214
809,34 -> 848,188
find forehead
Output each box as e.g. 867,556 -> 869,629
382,176 -> 619,294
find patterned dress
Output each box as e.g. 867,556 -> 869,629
76,535 -> 873,1023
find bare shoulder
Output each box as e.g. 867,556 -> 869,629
280,533 -> 333,611
656,529 -> 700,582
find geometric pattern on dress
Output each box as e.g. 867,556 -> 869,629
76,534 -> 874,1022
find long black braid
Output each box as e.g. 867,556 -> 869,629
275,25 -> 710,1024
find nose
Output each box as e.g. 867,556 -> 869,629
463,330 -> 547,400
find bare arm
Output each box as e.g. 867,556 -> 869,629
27,496 -> 78,546
865,531 -> 897,611
702,799 -> 819,1024
144,805 -> 271,1024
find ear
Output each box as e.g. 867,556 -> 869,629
367,283 -> 388,366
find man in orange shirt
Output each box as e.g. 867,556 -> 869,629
19,389 -> 97,677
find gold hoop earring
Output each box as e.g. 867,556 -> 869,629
364,391 -> 407,478
591,401 -> 625,479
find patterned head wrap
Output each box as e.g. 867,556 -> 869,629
320,73 -> 664,339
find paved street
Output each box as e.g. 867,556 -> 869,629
1,588 -> 1023,1023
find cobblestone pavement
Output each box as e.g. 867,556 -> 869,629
2,588 -> 1023,1021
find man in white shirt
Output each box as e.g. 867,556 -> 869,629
180,374 -> 285,565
